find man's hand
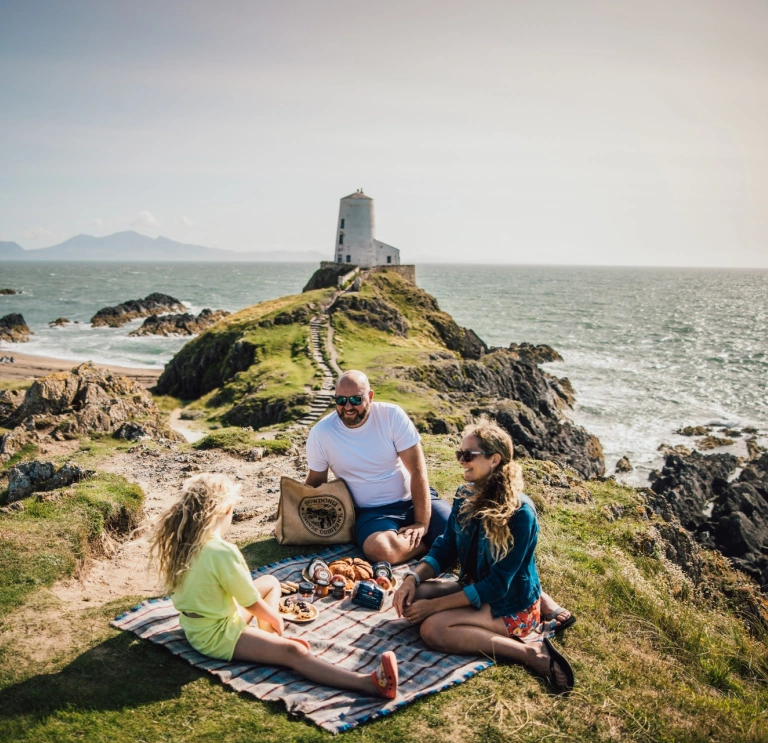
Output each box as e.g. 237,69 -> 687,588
393,577 -> 417,617
403,599 -> 436,624
397,521 -> 427,549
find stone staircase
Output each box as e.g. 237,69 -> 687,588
294,317 -> 336,427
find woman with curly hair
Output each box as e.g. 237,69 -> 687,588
150,473 -> 398,698
392,418 -> 574,694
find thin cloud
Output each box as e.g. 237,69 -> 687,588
86,217 -> 104,229
181,216 -> 195,226
23,226 -> 57,242
130,210 -> 157,228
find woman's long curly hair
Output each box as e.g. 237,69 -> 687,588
458,417 -> 525,561
149,473 -> 240,592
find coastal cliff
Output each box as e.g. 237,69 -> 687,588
157,269 -> 604,478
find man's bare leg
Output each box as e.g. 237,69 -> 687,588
362,530 -> 428,565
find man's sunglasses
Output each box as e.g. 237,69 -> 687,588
334,395 -> 364,406
455,449 -> 490,463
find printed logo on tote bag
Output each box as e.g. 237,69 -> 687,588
299,495 -> 347,538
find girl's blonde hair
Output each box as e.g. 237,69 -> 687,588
458,417 -> 525,561
149,473 -> 240,592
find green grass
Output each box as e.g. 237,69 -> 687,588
1,450 -> 767,741
1,443 -> 40,473
0,379 -> 32,392
0,473 -> 144,618
193,427 -> 294,456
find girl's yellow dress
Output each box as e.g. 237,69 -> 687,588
172,533 -> 261,661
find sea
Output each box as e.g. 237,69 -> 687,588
1,262 -> 766,485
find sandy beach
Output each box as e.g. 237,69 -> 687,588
0,351 -> 162,388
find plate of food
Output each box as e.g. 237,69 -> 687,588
278,596 -> 319,623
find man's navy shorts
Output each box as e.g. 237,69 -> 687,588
353,488 -> 452,549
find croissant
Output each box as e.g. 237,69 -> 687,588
328,561 -> 356,581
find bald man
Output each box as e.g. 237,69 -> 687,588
305,370 -> 452,564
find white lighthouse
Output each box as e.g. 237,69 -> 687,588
334,189 -> 400,268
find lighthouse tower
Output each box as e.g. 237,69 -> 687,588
334,189 -> 400,267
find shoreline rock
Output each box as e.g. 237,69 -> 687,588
90,293 -> 185,328
129,308 -> 230,337
0,361 -> 183,462
648,449 -> 768,590
0,313 -> 32,342
0,288 -> 18,295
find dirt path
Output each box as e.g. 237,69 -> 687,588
50,441 -> 309,613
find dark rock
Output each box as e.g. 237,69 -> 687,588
331,295 -> 409,336
0,389 -> 24,425
743,427 -> 759,435
90,293 -> 185,328
696,435 -> 735,450
506,342 -> 564,364
747,437 -> 765,461
658,443 -> 692,457
179,410 -> 204,420
615,456 -> 633,474
49,317 -> 70,327
6,460 -> 94,503
129,308 -> 230,337
677,425 -> 711,437
650,520 -> 703,585
649,450 -> 768,590
0,288 -> 17,295
0,313 -> 32,342
723,428 -> 742,437
303,264 -> 356,291
427,313 -> 487,360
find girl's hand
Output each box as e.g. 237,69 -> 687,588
269,612 -> 285,636
393,579 -> 417,617
403,599 -> 435,624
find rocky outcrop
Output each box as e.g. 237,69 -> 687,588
330,295 -> 409,336
677,425 -> 711,437
0,313 -> 32,342
0,288 -> 17,295
303,263 -> 355,291
90,293 -> 185,328
0,389 -> 24,422
696,435 -> 734,450
49,317 -> 70,326
649,450 -> 768,590
0,362 -> 182,461
505,342 -> 564,364
6,460 -> 95,503
407,349 -> 604,479
615,456 -> 633,474
129,308 -> 230,337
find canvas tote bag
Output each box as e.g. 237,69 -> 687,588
275,476 -> 356,545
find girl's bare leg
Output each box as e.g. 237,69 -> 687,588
249,575 -> 281,633
233,627 -> 381,694
419,605 -> 568,688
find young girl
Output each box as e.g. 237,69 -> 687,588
150,473 -> 398,698
392,418 -> 574,694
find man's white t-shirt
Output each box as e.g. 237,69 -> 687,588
306,402 -> 421,508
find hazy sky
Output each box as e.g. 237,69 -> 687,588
2,0 -> 767,266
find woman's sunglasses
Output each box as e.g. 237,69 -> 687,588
334,395 -> 364,406
455,449 -> 490,463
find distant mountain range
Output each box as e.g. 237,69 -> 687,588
0,232 -> 326,262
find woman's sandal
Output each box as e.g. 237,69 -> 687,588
541,606 -> 577,635
371,651 -> 399,699
542,638 -> 575,695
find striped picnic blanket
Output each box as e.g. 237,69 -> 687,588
112,544 -> 527,734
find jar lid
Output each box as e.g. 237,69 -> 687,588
315,579 -> 330,587
299,581 -> 315,592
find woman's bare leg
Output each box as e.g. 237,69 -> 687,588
539,591 -> 572,628
233,627 -> 382,694
419,605 -> 569,688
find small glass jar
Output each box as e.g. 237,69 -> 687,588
331,579 -> 346,600
298,581 -> 315,599
314,579 -> 330,598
